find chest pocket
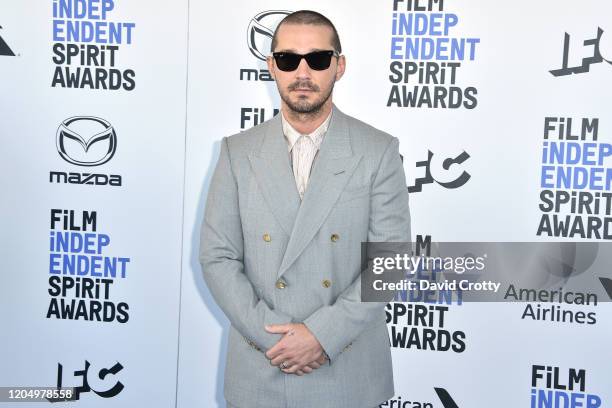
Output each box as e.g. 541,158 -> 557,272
335,183 -> 370,206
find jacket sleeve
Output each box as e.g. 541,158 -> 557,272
199,137 -> 293,351
303,136 -> 411,362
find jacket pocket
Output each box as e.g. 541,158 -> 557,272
336,184 -> 370,206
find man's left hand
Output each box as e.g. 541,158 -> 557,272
265,323 -> 325,375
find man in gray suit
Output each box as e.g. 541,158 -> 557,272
199,10 -> 411,408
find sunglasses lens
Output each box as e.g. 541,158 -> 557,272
305,51 -> 333,70
274,53 -> 301,71
273,51 -> 336,71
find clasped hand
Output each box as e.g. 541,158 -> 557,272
264,323 -> 328,376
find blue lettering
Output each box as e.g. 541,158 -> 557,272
444,14 -> 458,34
435,38 -> 448,60
49,253 -> 62,274
414,13 -> 428,35
90,255 -> 102,276
52,0 -> 115,19
53,20 -> 66,41
587,394 -> 602,408
391,37 -> 404,59
541,165 -> 555,188
429,13 -> 443,35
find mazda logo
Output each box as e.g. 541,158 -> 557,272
247,10 -> 291,61
56,116 -> 117,167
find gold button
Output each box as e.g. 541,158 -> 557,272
275,279 -> 287,289
322,279 -> 331,288
263,233 -> 271,242
331,233 -> 339,242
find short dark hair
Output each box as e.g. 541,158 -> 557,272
270,10 -> 342,54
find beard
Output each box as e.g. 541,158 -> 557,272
279,78 -> 335,116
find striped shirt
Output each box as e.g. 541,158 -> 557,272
281,110 -> 332,200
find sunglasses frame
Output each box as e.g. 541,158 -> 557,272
271,50 -> 341,72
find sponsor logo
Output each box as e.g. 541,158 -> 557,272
387,235 -> 467,354
536,117 -> 612,239
382,388 -> 460,408
403,150 -> 471,193
387,1 -> 480,109
599,277 -> 612,299
550,28 -> 612,77
47,209 -> 131,324
50,116 -> 122,186
247,10 -> 291,61
48,360 -> 124,402
0,25 -> 16,56
240,10 -> 291,82
56,116 -> 117,166
51,0 -> 136,90
435,388 -> 460,408
531,365 -> 601,408
240,107 -> 279,129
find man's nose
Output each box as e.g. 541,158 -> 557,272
294,57 -> 312,79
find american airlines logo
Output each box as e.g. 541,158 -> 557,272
600,277 -> 612,300
435,387 -> 460,408
386,388 -> 460,408
0,25 -> 16,56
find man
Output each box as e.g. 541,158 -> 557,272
199,10 -> 411,408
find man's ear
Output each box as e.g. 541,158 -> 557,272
335,55 -> 346,81
266,56 -> 276,80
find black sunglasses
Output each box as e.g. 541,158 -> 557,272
272,50 -> 340,72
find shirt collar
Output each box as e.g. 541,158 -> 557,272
281,109 -> 333,152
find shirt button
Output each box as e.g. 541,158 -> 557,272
322,279 -> 331,288
331,233 -> 339,242
263,233 -> 271,242
275,279 -> 287,289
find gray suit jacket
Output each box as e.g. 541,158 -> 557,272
199,104 -> 411,408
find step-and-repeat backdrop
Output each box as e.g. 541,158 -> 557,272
1,1 -> 611,407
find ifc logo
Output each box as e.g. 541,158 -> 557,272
56,116 -> 117,167
247,10 -> 291,61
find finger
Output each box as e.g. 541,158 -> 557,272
265,324 -> 292,334
265,342 -> 287,360
301,366 -> 313,373
270,353 -> 293,366
282,328 -> 297,338
307,361 -> 321,369
281,360 -> 303,374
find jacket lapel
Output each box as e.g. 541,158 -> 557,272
248,115 -> 301,236
277,106 -> 363,278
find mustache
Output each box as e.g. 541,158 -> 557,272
288,81 -> 320,92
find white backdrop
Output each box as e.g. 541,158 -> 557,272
1,1 -> 611,407
1,0 -> 188,406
